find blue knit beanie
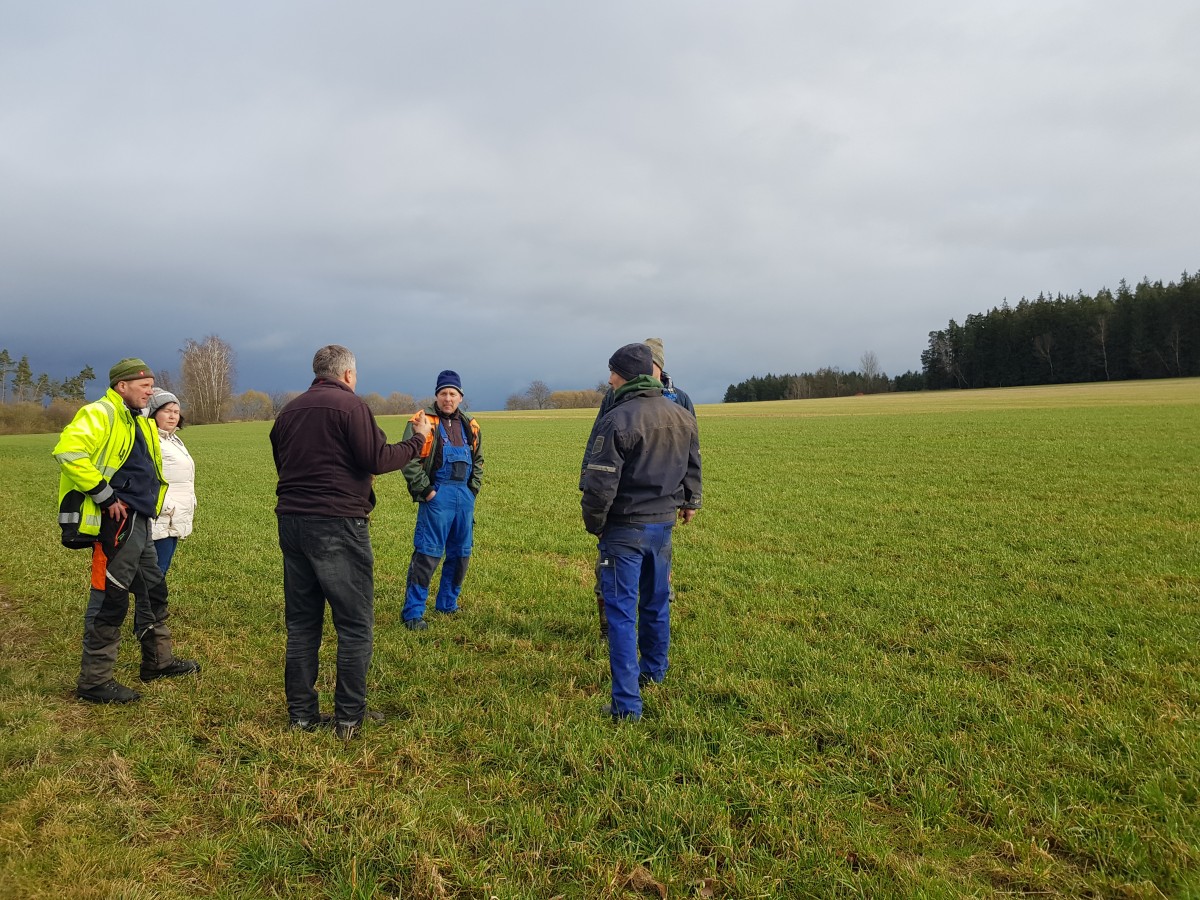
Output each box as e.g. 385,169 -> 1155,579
435,369 -> 463,394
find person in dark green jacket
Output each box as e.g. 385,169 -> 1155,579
400,370 -> 483,630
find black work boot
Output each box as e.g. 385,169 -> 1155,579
138,621 -> 196,681
290,713 -> 333,733
335,710 -> 384,739
77,679 -> 142,704
79,621 -> 123,690
140,659 -> 201,682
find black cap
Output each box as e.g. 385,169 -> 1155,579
608,343 -> 653,380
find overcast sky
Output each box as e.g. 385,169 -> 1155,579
2,1 -> 1197,409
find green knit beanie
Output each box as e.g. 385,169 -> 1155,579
109,358 -> 154,386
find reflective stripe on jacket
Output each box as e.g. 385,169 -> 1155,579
52,388 -> 167,537
580,376 -> 702,536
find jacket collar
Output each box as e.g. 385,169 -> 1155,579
426,405 -> 469,422
613,374 -> 663,402
103,386 -> 142,419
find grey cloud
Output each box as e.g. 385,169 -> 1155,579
2,1 -> 1197,409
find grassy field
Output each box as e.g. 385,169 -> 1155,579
1,379 -> 1197,899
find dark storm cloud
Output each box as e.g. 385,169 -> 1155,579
2,1 -> 1197,408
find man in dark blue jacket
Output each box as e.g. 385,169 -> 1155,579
581,338 -> 696,638
581,343 -> 702,721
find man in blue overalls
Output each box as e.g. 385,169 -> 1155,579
400,370 -> 483,631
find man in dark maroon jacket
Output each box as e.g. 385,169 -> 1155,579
270,344 -> 432,737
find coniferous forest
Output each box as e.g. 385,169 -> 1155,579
725,271 -> 1199,401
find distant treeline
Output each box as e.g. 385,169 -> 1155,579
0,350 -> 96,435
725,270 -> 1198,402
0,350 -> 94,405
921,272 -> 1198,389
723,367 -> 916,402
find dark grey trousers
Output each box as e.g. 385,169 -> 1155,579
79,512 -> 175,689
278,514 -> 375,726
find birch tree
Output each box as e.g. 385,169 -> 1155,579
180,335 -> 236,424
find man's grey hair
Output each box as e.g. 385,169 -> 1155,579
312,345 -> 356,379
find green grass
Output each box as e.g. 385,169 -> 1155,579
1,379 -> 1198,898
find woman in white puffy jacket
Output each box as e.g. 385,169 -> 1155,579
147,389 -> 196,574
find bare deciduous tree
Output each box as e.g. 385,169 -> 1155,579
1033,333 -> 1055,379
385,392 -> 417,415
1091,315 -> 1111,381
785,375 -> 812,400
1165,321 -> 1183,377
362,392 -> 419,416
859,350 -> 881,391
180,335 -> 236,424
811,366 -> 847,397
362,392 -> 388,415
271,391 -> 302,417
549,388 -> 606,408
526,380 -> 554,409
0,349 -> 12,404
226,389 -> 273,421
506,381 -> 558,410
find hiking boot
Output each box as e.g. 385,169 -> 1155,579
290,714 -> 333,733
335,710 -> 384,739
638,673 -> 663,689
140,658 -> 201,682
403,618 -> 428,632
77,679 -> 142,704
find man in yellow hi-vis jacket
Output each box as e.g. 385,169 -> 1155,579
53,357 -> 200,704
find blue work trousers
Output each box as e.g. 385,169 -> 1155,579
599,522 -> 673,719
402,486 -> 474,619
403,432 -> 475,621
